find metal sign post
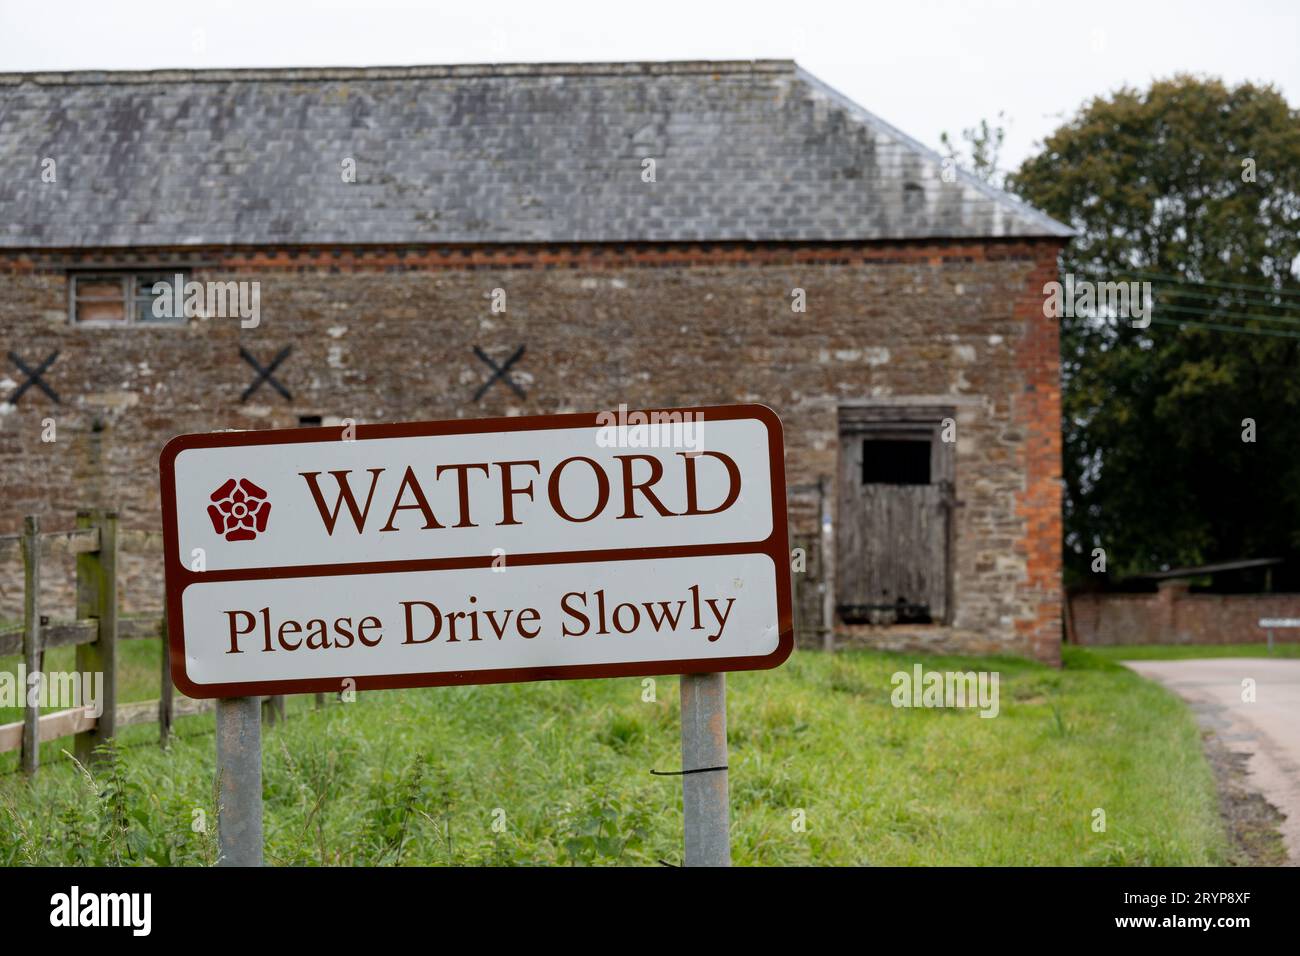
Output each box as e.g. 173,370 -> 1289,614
215,696 -> 263,866
1257,617 -> 1300,656
680,672 -> 730,866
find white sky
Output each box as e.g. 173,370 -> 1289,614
1,0 -> 1296,172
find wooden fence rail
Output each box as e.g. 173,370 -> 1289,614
0,695 -> 218,755
0,513 -> 303,777
0,510 -> 121,775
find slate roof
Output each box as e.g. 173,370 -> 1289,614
0,60 -> 1071,248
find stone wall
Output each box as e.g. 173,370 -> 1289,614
0,238 -> 1064,662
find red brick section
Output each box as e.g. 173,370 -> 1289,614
1012,243 -> 1065,665
0,238 -> 1062,275
1070,583 -> 1300,646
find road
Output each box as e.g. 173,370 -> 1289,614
1124,658 -> 1300,864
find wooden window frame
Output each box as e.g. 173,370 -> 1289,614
69,272 -> 188,327
838,404 -> 956,487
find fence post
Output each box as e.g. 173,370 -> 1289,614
261,695 -> 285,726
818,476 -> 835,652
75,510 -> 118,764
160,606 -> 173,747
21,515 -> 41,777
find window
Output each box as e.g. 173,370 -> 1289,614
70,272 -> 186,325
862,438 -> 931,485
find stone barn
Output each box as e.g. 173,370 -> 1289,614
0,60 -> 1069,663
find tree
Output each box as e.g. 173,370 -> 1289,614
940,112 -> 1007,186
1006,76 -> 1300,580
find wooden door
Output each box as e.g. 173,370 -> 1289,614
836,413 -> 953,624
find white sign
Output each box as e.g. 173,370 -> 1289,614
160,405 -> 793,698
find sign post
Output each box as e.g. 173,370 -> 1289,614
159,405 -> 792,866
1257,617 -> 1300,656
214,696 -> 262,866
680,672 -> 730,866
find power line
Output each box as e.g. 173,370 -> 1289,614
1149,315 -> 1300,341
1152,300 -> 1300,327
1070,310 -> 1300,340
1050,265 -> 1300,330
1060,310 -> 1300,335
1070,264 -> 1300,301
1066,278 -> 1300,320
1151,286 -> 1299,311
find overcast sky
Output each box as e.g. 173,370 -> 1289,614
2,0 -> 1296,172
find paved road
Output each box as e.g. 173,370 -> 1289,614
1124,658 -> 1300,864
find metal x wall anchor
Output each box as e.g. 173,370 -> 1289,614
6,350 -> 61,405
239,345 -> 293,402
472,345 -> 527,402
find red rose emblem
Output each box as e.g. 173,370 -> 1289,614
207,478 -> 271,542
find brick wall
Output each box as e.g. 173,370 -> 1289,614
0,238 -> 1065,662
1069,581 -> 1300,646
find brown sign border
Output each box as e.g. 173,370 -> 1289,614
159,404 -> 794,699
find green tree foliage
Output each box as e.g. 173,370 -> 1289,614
1006,76 -> 1300,580
941,112 -> 1008,185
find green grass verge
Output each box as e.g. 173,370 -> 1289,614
1086,642 -> 1300,661
0,642 -> 1226,865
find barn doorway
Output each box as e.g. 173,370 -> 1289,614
836,405 -> 955,626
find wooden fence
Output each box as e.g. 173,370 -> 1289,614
0,510 -> 224,777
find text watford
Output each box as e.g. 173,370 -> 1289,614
298,450 -> 743,534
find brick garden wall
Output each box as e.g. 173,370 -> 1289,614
0,238 -> 1065,663
1068,582 -> 1300,646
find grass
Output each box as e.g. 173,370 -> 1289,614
0,622 -> 166,751
0,642 -> 1227,866
1087,642 -> 1300,661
